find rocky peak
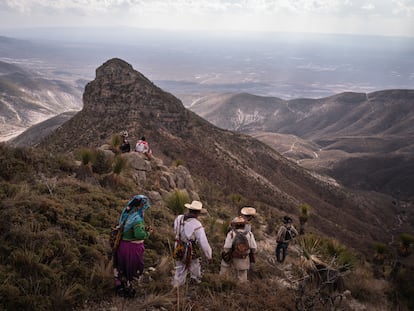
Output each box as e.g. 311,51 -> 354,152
39,58 -> 189,151
83,58 -> 183,116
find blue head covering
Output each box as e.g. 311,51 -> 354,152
119,194 -> 150,232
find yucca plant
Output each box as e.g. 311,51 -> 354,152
398,233 -> 414,257
373,243 -> 388,264
298,203 -> 310,235
165,189 -> 190,215
109,134 -> 122,153
79,148 -> 95,167
112,155 -> 128,175
298,235 -> 321,277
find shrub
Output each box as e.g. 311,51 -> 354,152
91,149 -> 112,174
165,189 -> 190,215
79,148 -> 95,166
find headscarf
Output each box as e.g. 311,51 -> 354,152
119,194 -> 150,232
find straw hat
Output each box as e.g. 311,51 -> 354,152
241,206 -> 256,216
184,200 -> 203,211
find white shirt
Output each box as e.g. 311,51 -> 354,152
174,215 -> 212,260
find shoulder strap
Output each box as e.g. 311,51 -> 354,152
177,215 -> 184,240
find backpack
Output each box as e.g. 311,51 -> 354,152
231,230 -> 250,259
285,228 -> 295,241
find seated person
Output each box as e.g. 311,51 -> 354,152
135,136 -> 152,159
120,131 -> 131,153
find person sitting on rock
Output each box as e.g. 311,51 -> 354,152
120,130 -> 131,153
135,136 -> 152,160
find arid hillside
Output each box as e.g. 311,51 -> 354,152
189,91 -> 414,200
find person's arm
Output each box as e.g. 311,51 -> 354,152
133,222 -> 150,240
248,232 -> 257,253
223,231 -> 234,251
194,226 -> 212,260
291,226 -> 299,237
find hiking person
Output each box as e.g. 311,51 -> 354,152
135,136 -> 152,160
275,216 -> 298,263
114,194 -> 153,297
240,206 -> 257,267
240,206 -> 256,233
120,130 -> 131,153
219,216 -> 257,282
173,200 -> 212,287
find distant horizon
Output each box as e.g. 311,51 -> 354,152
1,26 -> 413,101
2,26 -> 414,41
0,0 -> 413,37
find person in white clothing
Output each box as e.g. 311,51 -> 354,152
240,206 -> 256,234
219,216 -> 257,282
135,136 -> 152,160
173,200 -> 212,287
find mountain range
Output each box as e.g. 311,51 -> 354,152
189,91 -> 414,200
17,58 -> 410,255
2,57 -> 414,310
0,59 -> 82,140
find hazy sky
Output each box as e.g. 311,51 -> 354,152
0,0 -> 413,37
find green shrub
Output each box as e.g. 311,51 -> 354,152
91,149 -> 112,174
79,148 -> 95,166
165,189 -> 190,215
112,155 -> 128,175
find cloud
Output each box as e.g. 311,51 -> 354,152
0,0 -> 413,36
1,0 -> 412,16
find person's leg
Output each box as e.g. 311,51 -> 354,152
281,243 -> 288,262
219,259 -> 232,277
189,258 -> 202,283
173,261 -> 188,287
236,269 -> 248,282
276,243 -> 282,262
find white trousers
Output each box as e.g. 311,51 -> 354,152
173,258 -> 202,287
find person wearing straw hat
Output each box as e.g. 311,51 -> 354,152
219,216 -> 257,282
240,206 -> 257,267
240,206 -> 256,233
173,200 -> 212,287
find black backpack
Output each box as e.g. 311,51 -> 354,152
285,228 -> 296,241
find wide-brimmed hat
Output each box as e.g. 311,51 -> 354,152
184,200 -> 203,211
241,206 -> 256,216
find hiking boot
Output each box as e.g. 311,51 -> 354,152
124,286 -> 136,298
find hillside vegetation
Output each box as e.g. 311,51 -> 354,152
1,143 -> 413,311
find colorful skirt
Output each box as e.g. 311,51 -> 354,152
116,240 -> 145,281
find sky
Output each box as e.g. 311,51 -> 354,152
0,0 -> 413,37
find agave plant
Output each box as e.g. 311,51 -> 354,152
165,189 -> 190,215
298,203 -> 310,235
398,233 -> 414,257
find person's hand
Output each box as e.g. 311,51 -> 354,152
207,258 -> 213,264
